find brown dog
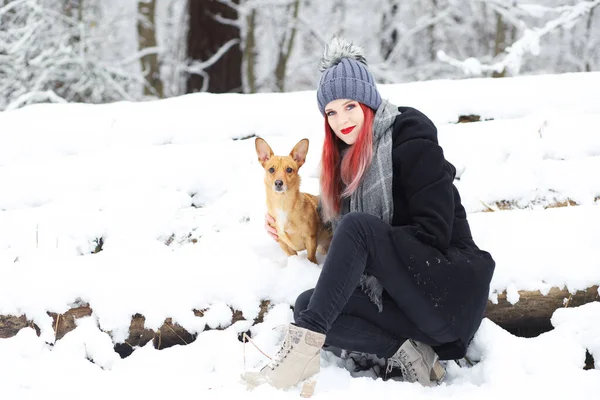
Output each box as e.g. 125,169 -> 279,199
255,137 -> 331,264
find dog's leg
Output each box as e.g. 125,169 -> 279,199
305,235 -> 318,264
279,240 -> 298,257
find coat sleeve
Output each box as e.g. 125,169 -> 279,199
393,137 -> 455,252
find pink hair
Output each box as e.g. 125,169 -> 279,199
320,103 -> 375,222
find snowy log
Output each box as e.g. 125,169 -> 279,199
1,287 -> 598,353
483,286 -> 600,335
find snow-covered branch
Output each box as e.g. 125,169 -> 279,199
5,90 -> 67,112
440,0 -> 600,77
211,12 -> 240,28
183,38 -> 240,75
216,0 -> 241,13
114,46 -> 162,67
295,14 -> 327,46
1,0 -> 598,105
0,0 -> 159,110
0,0 -> 29,17
241,0 -> 297,8
386,6 -> 454,64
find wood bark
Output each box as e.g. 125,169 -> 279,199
1,287 -> 597,355
584,7 -> 595,72
138,0 -> 164,98
274,0 -> 300,92
380,1 -> 399,62
186,0 -> 242,94
429,0 -> 438,62
492,10 -> 507,78
244,8 -> 257,93
483,286 -> 599,335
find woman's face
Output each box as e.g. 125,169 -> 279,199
325,99 -> 364,145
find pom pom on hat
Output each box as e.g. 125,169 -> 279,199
317,36 -> 382,116
318,36 -> 368,72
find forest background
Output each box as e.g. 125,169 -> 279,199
1,0 -> 599,111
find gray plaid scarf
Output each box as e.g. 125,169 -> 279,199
329,99 -> 400,311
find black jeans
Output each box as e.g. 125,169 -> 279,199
294,212 -> 457,358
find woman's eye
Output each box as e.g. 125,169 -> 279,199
326,111 -> 335,117
346,104 -> 355,110
269,167 -> 275,173
286,167 -> 293,173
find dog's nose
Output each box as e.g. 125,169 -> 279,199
274,180 -> 283,188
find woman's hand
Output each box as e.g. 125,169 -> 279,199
265,212 -> 279,242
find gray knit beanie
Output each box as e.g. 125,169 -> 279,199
317,37 -> 382,116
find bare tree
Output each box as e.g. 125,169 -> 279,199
244,7 -> 257,93
2,0 -> 598,105
380,0 -> 399,61
438,0 -> 600,77
0,0 -> 146,111
429,0 -> 438,62
584,6 -> 596,71
186,0 -> 242,93
492,9 -> 507,77
138,0 -> 163,98
157,0 -> 189,97
274,0 -> 300,92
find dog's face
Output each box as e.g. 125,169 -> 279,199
255,138 -> 309,193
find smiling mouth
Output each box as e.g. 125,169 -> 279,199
341,126 -> 355,135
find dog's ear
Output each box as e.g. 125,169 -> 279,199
290,139 -> 309,168
255,137 -> 274,166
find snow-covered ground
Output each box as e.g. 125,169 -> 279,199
1,72 -> 599,398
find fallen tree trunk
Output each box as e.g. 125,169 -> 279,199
1,286 -> 598,356
483,286 -> 599,336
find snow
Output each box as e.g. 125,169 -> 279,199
1,71 -> 600,398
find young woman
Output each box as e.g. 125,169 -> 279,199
242,37 -> 495,393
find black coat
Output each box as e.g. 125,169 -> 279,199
388,106 -> 495,360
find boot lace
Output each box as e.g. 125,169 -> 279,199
242,325 -> 292,371
269,327 -> 293,369
386,351 -> 416,381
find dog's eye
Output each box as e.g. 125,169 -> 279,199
286,167 -> 293,173
268,167 -> 275,173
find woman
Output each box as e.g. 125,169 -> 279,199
242,37 -> 495,393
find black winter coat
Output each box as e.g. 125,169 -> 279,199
388,106 -> 495,360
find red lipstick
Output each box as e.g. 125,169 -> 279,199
341,126 -> 355,135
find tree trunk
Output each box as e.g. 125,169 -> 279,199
483,286 -> 599,336
244,8 -> 257,93
584,7 -> 595,72
138,0 -> 164,98
492,10 -> 506,78
2,287 -> 597,356
274,0 -> 300,92
380,0 -> 399,61
186,0 -> 242,94
429,0 -> 437,62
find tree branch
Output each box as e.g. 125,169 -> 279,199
386,6 -> 453,64
0,0 -> 29,18
211,12 -> 240,28
295,14 -> 327,46
183,38 -> 240,75
440,0 -> 600,76
216,0 -> 241,13
5,90 -> 67,111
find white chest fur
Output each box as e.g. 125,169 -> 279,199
276,209 -> 287,233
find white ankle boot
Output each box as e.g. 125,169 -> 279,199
386,339 -> 446,386
242,324 -> 325,396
